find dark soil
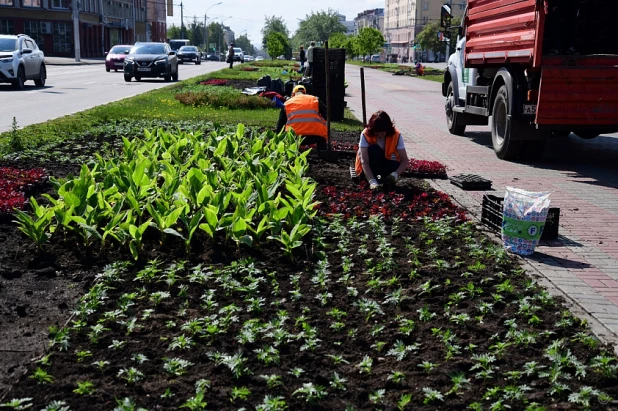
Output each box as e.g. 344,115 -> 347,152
207,78 -> 260,91
2,130 -> 618,410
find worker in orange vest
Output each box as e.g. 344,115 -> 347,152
276,85 -> 328,149
355,110 -> 409,190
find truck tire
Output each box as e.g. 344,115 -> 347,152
445,83 -> 466,135
574,131 -> 600,140
491,85 -> 522,160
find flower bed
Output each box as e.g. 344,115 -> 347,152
0,167 -> 47,214
404,158 -> 448,179
2,124 -> 618,411
240,67 -> 260,72
199,79 -> 228,86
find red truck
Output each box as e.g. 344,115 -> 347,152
442,0 -> 618,160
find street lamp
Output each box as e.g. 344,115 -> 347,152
204,2 -> 222,53
218,16 -> 232,55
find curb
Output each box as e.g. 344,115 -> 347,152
44,59 -> 104,66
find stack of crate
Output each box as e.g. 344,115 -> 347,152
311,48 -> 346,121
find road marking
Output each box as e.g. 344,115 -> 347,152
84,81 -> 97,84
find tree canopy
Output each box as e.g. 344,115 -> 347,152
207,22 -> 227,53
356,27 -> 384,59
415,18 -> 461,60
261,16 -> 290,49
266,32 -> 288,60
328,32 -> 357,59
294,8 -> 347,47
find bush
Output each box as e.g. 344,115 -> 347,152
175,86 -> 274,110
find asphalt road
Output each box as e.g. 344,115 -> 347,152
0,61 -> 228,134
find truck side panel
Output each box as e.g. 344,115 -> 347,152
466,0 -> 540,67
536,66 -> 618,126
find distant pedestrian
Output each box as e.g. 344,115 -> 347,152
306,41 -> 315,77
299,45 -> 306,74
414,61 -> 424,76
227,43 -> 235,69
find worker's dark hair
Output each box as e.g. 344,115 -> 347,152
367,110 -> 395,135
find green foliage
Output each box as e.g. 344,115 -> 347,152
175,86 -> 275,110
267,32 -> 289,61
416,17 -> 462,59
235,34 -> 255,56
329,32 -> 357,59
261,16 -> 290,49
295,8 -> 347,47
356,27 -> 384,59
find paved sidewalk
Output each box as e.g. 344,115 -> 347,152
345,65 -> 618,348
45,56 -> 104,65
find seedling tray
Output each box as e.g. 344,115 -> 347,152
481,194 -> 560,241
449,174 -> 492,190
349,165 -> 360,183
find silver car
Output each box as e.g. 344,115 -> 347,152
0,34 -> 46,89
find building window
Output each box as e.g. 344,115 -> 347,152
23,21 -> 44,47
423,1 -> 429,10
0,19 -> 14,34
51,0 -> 69,8
53,22 -> 73,54
0,0 -> 15,6
22,0 -> 41,6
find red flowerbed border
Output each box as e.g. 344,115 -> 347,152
405,158 -> 448,179
0,167 -> 47,214
199,79 -> 228,86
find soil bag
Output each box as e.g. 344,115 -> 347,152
502,187 -> 551,256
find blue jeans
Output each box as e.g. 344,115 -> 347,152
365,144 -> 400,179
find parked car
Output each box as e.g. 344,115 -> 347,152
124,42 -> 178,83
255,56 -> 264,61
105,44 -> 132,72
276,55 -> 286,60
371,55 -> 382,63
243,55 -> 255,62
205,54 -> 220,61
233,47 -> 244,62
0,33 -> 46,89
177,45 -> 201,65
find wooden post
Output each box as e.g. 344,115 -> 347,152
325,41 -> 332,152
360,67 -> 367,127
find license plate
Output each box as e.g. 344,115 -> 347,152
137,67 -> 151,72
114,62 -> 123,66
523,104 -> 537,115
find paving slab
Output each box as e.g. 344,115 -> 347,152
344,64 -> 618,349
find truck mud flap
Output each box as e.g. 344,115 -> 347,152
536,66 -> 618,126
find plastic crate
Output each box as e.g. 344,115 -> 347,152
481,194 -> 560,241
449,174 -> 492,190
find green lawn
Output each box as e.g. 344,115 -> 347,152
0,63 -> 361,156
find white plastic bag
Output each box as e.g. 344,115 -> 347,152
502,187 -> 551,256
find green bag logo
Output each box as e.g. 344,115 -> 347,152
503,216 -> 544,241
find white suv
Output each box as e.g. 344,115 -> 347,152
0,34 -> 46,89
233,47 -> 244,62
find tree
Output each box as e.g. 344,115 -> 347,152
415,17 -> 461,61
235,35 -> 255,56
294,8 -> 347,47
188,17 -> 204,48
266,32 -> 288,60
261,16 -> 289,49
207,22 -> 227,54
329,32 -> 358,59
356,27 -> 384,61
167,24 -> 181,40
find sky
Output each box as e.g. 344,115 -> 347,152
167,0 -> 384,49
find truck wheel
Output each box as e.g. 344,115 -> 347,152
574,131 -> 600,140
491,85 -> 522,160
445,83 -> 466,135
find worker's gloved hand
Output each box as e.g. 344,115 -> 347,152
384,171 -> 399,186
368,179 -> 380,190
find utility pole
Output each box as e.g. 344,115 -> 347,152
72,0 -> 81,62
132,0 -> 136,43
204,3 -> 222,56
100,0 -> 105,56
180,1 -> 184,39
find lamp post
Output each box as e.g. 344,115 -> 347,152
204,2 -> 222,54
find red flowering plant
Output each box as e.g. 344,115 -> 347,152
0,167 -> 47,214
404,158 -> 448,179
240,67 -> 260,72
199,79 -> 228,86
319,183 -> 466,222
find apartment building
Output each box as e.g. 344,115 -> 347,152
0,0 -> 162,57
384,0 -> 465,62
354,8 -> 384,36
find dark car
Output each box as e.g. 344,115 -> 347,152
124,42 -> 178,82
177,45 -> 201,65
105,44 -> 132,72
204,54 -> 220,61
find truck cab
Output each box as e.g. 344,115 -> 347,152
442,0 -> 618,160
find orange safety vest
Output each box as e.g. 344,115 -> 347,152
284,94 -> 328,140
355,128 -> 401,175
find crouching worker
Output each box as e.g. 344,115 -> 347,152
355,110 -> 409,190
275,85 -> 328,150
